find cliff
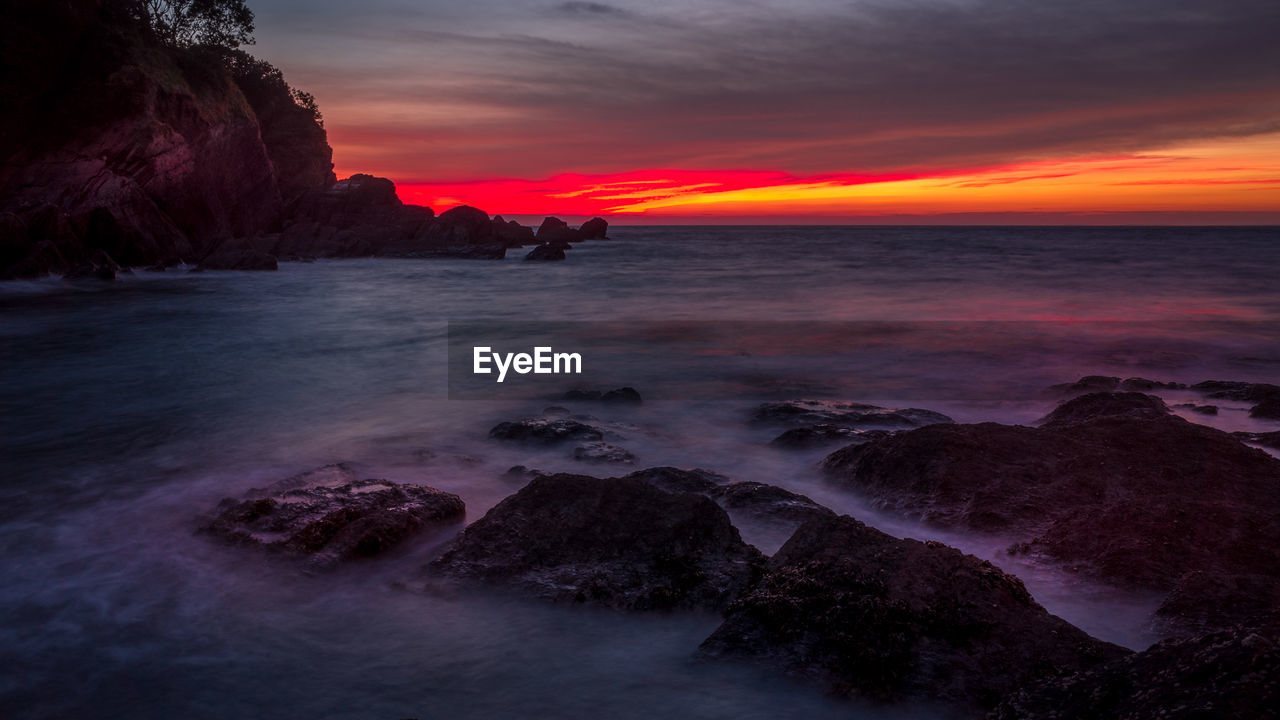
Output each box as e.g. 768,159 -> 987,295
0,0 -> 334,278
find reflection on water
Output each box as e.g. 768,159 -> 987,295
2,226 -> 1279,718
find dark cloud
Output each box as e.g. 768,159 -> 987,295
252,0 -> 1280,178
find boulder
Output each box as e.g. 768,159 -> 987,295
752,399 -> 953,428
201,464 -> 465,567
572,441 -> 637,465
579,217 -> 609,239
524,243 -> 565,262
621,466 -> 728,494
708,482 -> 835,525
488,418 -> 604,445
491,215 -> 535,247
1191,380 -> 1280,404
700,515 -> 1126,715
1119,377 -> 1188,391
769,425 -> 890,449
427,473 -> 765,611
822,393 -> 1280,596
535,217 -> 582,244
1045,375 -> 1121,397
1251,399 -> 1280,419
993,626 -> 1280,720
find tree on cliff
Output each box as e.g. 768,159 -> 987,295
141,0 -> 254,49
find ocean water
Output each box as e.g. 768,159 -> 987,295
2,226 -> 1279,719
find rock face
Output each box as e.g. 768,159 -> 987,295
700,515 -> 1125,715
579,217 -> 609,239
536,217 -> 582,244
0,1 -> 333,277
201,464 -> 465,567
993,626 -> 1280,720
428,473 -> 765,611
822,392 -> 1280,605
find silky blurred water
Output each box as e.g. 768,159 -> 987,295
2,226 -> 1279,718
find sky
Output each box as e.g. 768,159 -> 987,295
252,0 -> 1280,223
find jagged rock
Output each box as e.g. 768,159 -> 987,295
621,467 -> 728,494
823,393 -> 1280,597
1119,377 -> 1188,391
1045,375 -> 1121,397
427,473 -> 765,611
993,626 -> 1280,720
535,217 -> 582,244
579,217 -> 609,239
572,442 -> 636,465
524,243 -> 565,262
491,215 -> 535,247
708,482 -> 835,525
769,425 -> 891,449
201,464 -> 465,566
488,418 -> 604,445
700,515 -> 1125,715
752,399 -> 952,428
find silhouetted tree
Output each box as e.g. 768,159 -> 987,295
142,0 -> 254,49
217,48 -> 323,126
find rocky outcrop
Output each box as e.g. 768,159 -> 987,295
620,466 -> 728,494
536,217 -> 582,244
427,473 -> 765,611
0,1 -> 335,277
1154,571 -> 1280,639
579,217 -> 609,239
699,515 -> 1125,715
492,215 -> 535,246
708,482 -> 835,525
822,392 -> 1280,628
524,243 -> 565,262
769,425 -> 890,449
488,418 -> 605,445
1192,380 -> 1280,419
993,625 -> 1280,720
200,463 -> 465,567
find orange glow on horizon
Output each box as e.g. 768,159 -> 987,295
338,133 -> 1280,223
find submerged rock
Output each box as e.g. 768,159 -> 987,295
524,243 -> 565,262
427,473 -> 764,611
201,465 -> 465,567
752,399 -> 952,428
822,392 -> 1280,599
572,441 -> 637,465
769,425 -> 891,449
993,625 -> 1280,720
488,418 -> 604,445
700,515 -> 1125,715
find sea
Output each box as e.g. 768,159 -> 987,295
2,226 -> 1279,719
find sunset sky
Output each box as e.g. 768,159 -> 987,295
252,0 -> 1280,223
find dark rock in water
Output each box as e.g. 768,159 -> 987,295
1045,375 -> 1121,397
752,399 -> 952,428
489,418 -> 604,445
700,515 -> 1125,714
524,243 -> 565,262
769,425 -> 891,449
202,465 -> 465,567
579,217 -> 609,239
1120,377 -> 1188,391
1234,430 -> 1280,450
63,250 -> 121,280
435,205 -> 494,244
993,625 -> 1280,720
1191,380 -> 1280,404
198,248 -> 279,271
822,392 -> 1280,596
427,473 -> 765,611
491,215 -> 535,247
535,217 -> 583,244
572,442 -> 637,465
621,466 -> 729,494
1155,571 -> 1280,638
502,465 -> 545,483
1251,398 -> 1280,419
708,482 -> 835,525
1172,402 -> 1219,415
